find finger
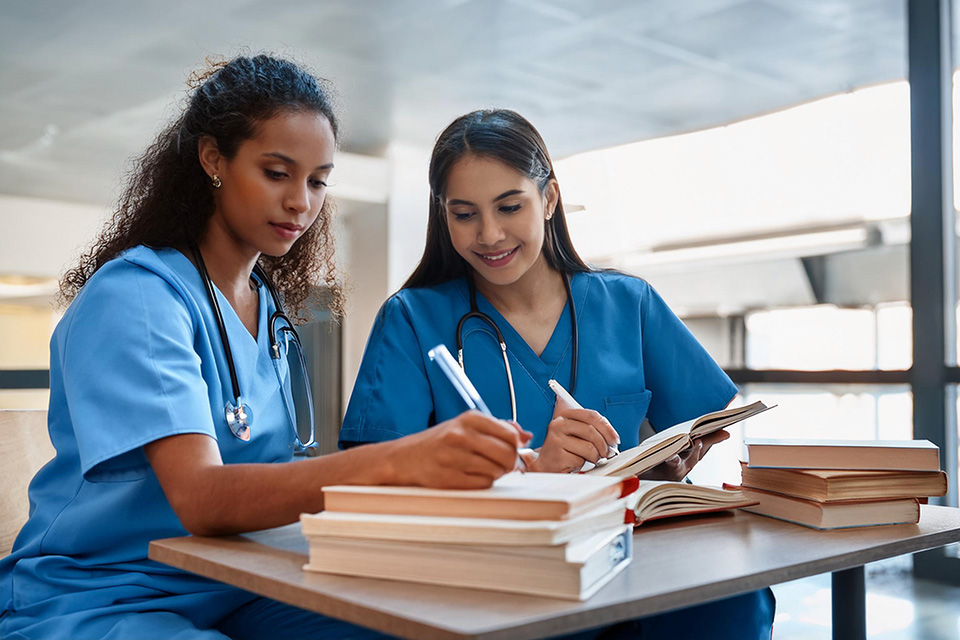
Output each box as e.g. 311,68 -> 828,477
459,447 -> 514,479
556,408 -> 620,447
698,429 -> 731,448
459,411 -> 524,449
506,420 -> 534,445
459,426 -> 523,473
551,416 -> 608,461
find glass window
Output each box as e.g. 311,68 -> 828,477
687,384 -> 912,487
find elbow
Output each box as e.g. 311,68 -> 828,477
167,495 -> 231,537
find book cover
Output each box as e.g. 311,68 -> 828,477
303,524 -> 633,601
739,461 -> 947,503
320,472 -> 639,521
744,438 -> 940,472
737,485 -> 921,530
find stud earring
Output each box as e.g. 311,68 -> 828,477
545,209 -> 554,221
211,175 -> 222,189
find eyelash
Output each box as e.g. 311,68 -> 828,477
265,169 -> 327,189
451,204 -> 522,221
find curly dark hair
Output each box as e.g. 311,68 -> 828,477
59,54 -> 345,322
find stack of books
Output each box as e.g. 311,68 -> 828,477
301,472 -> 757,600
736,439 -> 947,530
301,472 -> 638,600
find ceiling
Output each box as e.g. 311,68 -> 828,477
0,0 -> 908,208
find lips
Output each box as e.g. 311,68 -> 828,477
475,246 -> 518,267
270,222 -> 304,240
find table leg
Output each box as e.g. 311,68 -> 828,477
831,565 -> 866,640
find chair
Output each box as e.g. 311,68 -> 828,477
0,410 -> 54,559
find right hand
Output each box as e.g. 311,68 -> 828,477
532,395 -> 620,473
388,411 -> 532,489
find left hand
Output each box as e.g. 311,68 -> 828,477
637,429 -> 731,482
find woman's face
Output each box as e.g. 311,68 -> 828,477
200,110 -> 336,258
444,155 -> 558,288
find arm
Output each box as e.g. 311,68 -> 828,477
146,410 -> 530,536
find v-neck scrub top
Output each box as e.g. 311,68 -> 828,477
339,270 -> 775,640
341,270 -> 738,448
0,246 -> 297,638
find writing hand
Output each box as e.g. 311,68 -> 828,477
388,411 -> 532,489
531,395 -> 620,473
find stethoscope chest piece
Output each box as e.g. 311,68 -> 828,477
225,399 -> 253,441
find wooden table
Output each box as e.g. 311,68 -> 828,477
150,505 -> 960,640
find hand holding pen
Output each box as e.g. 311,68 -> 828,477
533,379 -> 621,474
428,345 -> 532,473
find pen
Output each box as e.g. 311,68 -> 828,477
428,344 -> 527,472
548,379 -> 620,460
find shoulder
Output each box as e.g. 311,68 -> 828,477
58,246 -> 201,343
577,269 -> 652,302
380,279 -> 469,319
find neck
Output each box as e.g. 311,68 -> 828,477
473,254 -> 566,315
197,218 -> 260,300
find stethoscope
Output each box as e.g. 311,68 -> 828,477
189,244 -> 316,451
456,272 -> 578,423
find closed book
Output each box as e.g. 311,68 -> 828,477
586,400 -> 772,478
739,461 -> 947,503
301,498 -> 634,546
320,472 -> 638,521
303,524 -> 633,601
631,481 -> 758,525
737,486 -> 920,530
744,438 -> 940,472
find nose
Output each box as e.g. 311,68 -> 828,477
477,212 -> 505,246
284,181 -> 311,215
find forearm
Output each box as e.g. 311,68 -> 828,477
152,437 -> 409,536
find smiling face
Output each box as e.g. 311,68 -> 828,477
443,154 -> 559,289
199,109 -> 336,259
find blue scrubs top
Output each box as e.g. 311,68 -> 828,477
0,246 -> 298,638
341,270 -> 738,448
339,270 -> 775,640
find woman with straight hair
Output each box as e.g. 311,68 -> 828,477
341,108 -> 775,639
0,57 -> 528,640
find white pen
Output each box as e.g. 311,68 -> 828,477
548,379 -> 620,460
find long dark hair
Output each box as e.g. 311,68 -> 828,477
59,54 -> 344,321
403,109 -> 590,289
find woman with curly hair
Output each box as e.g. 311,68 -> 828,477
0,55 -> 528,640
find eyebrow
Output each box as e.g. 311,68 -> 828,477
447,189 -> 525,207
262,152 -> 334,171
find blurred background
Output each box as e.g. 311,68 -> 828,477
4,3 -> 960,634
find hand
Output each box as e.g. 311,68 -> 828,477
388,411 -> 532,489
531,395 -> 620,473
638,429 -> 731,481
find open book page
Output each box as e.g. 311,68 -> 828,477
632,481 -> 757,524
584,400 -> 773,478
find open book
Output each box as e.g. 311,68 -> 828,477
629,481 -> 757,525
585,400 -> 773,478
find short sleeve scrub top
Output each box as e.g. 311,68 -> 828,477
340,270 -> 774,640
0,246 -> 298,638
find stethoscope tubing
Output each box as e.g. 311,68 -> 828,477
456,271 -> 578,422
